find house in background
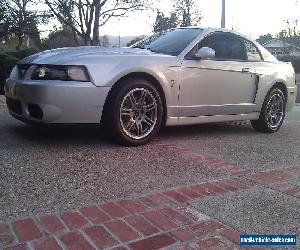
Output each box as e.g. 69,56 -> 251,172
0,35 -> 37,52
263,38 -> 300,57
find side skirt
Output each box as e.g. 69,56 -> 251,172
166,112 -> 260,126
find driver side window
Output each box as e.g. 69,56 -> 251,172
187,32 -> 248,61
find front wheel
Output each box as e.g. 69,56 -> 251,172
103,78 -> 163,146
251,88 -> 286,133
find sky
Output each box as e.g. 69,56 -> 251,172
40,0 -> 300,39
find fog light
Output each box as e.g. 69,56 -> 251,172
28,104 -> 43,120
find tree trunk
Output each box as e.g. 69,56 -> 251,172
91,3 -> 100,46
16,36 -> 24,51
72,29 -> 80,45
83,34 -> 91,45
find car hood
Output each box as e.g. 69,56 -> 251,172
19,46 -> 173,65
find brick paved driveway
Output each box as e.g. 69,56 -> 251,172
0,95 -> 299,249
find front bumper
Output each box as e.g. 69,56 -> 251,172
5,79 -> 111,123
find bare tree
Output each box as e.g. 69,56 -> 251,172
173,0 -> 202,27
45,0 -> 146,46
278,19 -> 300,38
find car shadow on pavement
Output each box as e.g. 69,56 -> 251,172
9,123 -> 117,147
160,122 -> 255,139
9,121 -> 255,146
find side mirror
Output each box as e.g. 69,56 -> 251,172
195,47 -> 215,60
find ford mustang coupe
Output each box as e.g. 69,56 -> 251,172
5,27 -> 297,146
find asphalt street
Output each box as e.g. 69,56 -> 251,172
0,96 -> 228,221
296,74 -> 300,103
0,94 -> 299,244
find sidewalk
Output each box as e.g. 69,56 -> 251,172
1,140 -> 299,250
295,74 -> 299,103
2,167 -> 299,250
1,177 -> 250,250
296,73 -> 300,83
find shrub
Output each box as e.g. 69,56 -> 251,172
0,53 -> 19,95
8,48 -> 40,60
291,60 -> 300,73
278,56 -> 300,73
41,28 -> 80,50
0,48 -> 41,94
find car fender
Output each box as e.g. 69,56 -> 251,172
86,57 -> 181,115
255,65 -> 295,112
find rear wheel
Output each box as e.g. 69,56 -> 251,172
103,78 -> 163,146
251,88 -> 286,133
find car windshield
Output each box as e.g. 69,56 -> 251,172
131,28 -> 203,56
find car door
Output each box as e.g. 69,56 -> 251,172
178,32 -> 259,117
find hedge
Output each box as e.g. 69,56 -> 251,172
0,49 -> 42,94
0,53 -> 20,94
7,48 -> 40,60
278,56 -> 300,73
291,60 -> 300,73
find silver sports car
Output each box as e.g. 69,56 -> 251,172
5,27 -> 297,146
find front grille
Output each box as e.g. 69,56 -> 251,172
6,97 -> 22,115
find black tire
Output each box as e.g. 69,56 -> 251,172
251,88 -> 286,133
102,78 -> 163,146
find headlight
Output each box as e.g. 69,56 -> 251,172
31,65 -> 90,82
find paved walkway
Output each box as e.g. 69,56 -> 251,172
1,140 -> 299,250
296,74 -> 300,103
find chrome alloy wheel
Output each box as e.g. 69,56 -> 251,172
266,93 -> 284,130
120,88 -> 158,140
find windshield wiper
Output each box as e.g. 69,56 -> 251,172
146,48 -> 160,53
133,45 -> 145,49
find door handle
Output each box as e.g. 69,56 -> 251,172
242,68 -> 250,73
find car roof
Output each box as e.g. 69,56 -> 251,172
175,26 -> 246,36
175,26 -> 277,62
